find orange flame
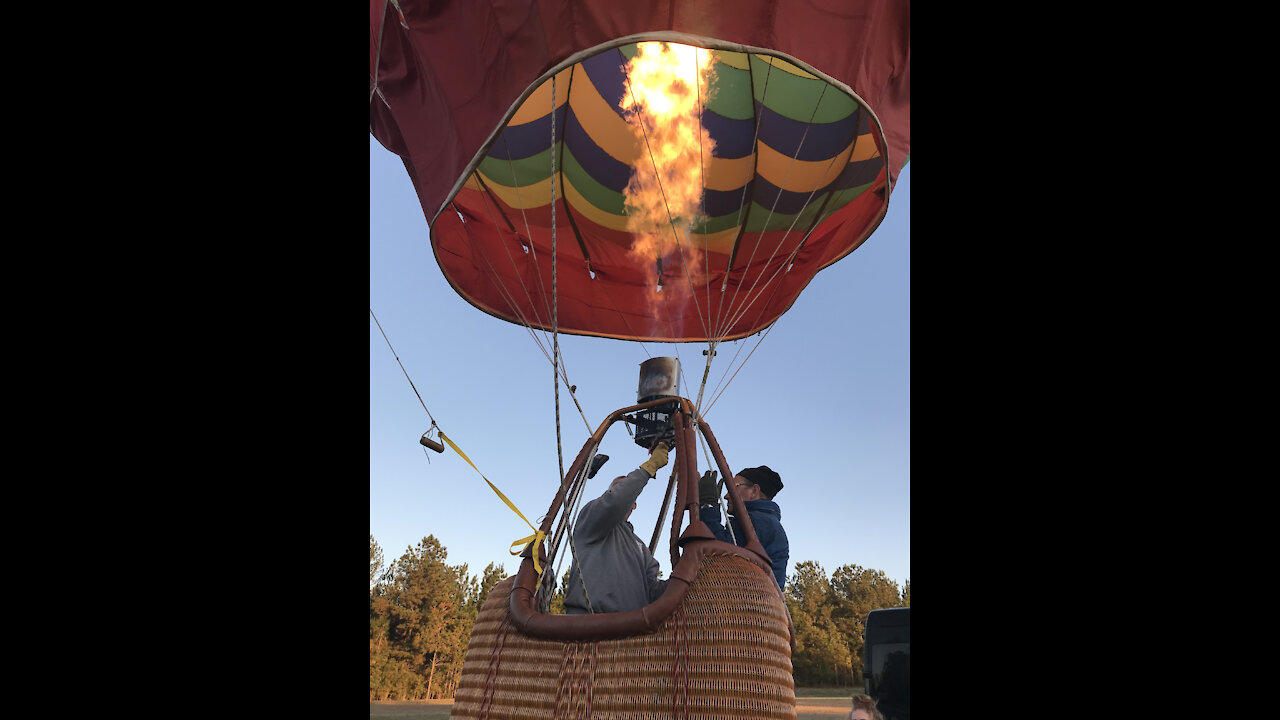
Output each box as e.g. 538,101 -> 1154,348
620,42 -> 716,333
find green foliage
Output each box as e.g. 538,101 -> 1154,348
785,562 -> 850,685
368,535 -> 510,700
370,534 -> 386,591
786,562 -> 908,686
545,568 -> 572,615
475,563 -> 506,611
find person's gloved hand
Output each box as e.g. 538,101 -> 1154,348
699,470 -> 719,506
640,442 -> 670,477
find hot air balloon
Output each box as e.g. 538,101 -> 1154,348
370,1 -> 908,717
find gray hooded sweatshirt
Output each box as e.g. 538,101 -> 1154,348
563,466 -> 667,614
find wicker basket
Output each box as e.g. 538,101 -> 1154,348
451,551 -> 795,719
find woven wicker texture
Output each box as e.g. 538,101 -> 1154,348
451,552 -> 795,719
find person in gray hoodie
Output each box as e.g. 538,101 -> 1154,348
698,465 -> 790,590
563,442 -> 670,614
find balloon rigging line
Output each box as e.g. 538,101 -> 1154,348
714,60 -> 823,339
467,181 -> 555,358
551,71 -> 566,487
564,259 -> 656,362
491,76 -> 559,343
724,55 -> 773,295
706,88 -> 834,340
708,54 -> 812,345
712,202 -> 818,347
458,79 -> 663,436
702,321 -> 779,417
594,281 -> 658,356
703,246 -> 815,416
704,240 -> 822,414
713,82 -> 830,341
514,70 -> 656,353
800,106 -> 864,243
562,466 -> 599,612
466,190 -> 553,344
454,199 -> 592,432
695,48 -> 714,360
543,445 -> 598,612
465,196 -> 556,355
503,145 -> 558,337
691,339 -> 719,418
717,113 -> 859,341
370,307 -> 445,454
702,339 -> 749,414
692,48 -> 720,416
470,183 -> 654,430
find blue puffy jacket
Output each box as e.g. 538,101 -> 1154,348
699,499 -> 790,590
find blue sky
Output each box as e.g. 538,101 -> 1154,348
370,135 -> 910,591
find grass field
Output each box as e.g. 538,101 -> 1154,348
370,688 -> 860,719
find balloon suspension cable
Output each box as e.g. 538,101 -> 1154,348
461,72 -> 582,433
502,152 -> 557,333
696,48 -> 713,342
690,72 -> 836,414
721,54 -> 773,295
545,448 -> 603,613
713,82 -> 831,342
693,341 -> 718,416
702,322 -> 779,417
551,71 -> 566,486
372,309 -> 445,463
458,75 -> 598,438
463,196 -> 555,347
548,445 -> 608,614
371,308 -> 438,427
704,92 -> 837,407
452,197 -> 593,434
542,74 -> 596,613
458,75 -> 655,384
498,79 -> 556,334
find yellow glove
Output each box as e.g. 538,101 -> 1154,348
639,442 -> 670,477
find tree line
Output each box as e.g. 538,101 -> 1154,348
370,534 -> 909,700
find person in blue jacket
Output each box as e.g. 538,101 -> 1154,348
698,465 -> 790,590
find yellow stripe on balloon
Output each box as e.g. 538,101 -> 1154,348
508,67 -> 572,127
755,137 -> 856,193
474,172 -> 558,210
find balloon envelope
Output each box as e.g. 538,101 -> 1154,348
370,0 -> 909,342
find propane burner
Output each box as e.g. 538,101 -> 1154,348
634,357 -> 680,449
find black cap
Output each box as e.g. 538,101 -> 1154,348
737,465 -> 783,499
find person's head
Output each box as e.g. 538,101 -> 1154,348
849,694 -> 883,720
609,475 -> 638,518
727,465 -> 783,502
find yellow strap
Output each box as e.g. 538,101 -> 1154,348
438,432 -> 546,577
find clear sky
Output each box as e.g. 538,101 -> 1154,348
370,135 -> 910,591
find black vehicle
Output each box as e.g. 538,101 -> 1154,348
863,607 -> 909,720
